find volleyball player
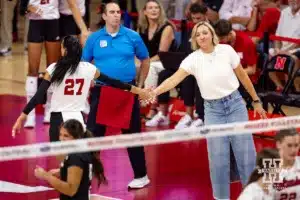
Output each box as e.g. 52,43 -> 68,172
59,0 -> 90,44
20,0 -> 61,128
34,119 -> 106,200
273,128 -> 300,200
237,148 -> 280,200
12,35 -> 150,142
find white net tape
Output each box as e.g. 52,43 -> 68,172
1,115 -> 300,162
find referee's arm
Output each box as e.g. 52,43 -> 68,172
135,35 -> 150,88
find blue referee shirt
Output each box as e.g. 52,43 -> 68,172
82,25 -> 149,83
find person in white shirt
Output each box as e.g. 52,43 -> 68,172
237,148 -> 280,200
142,21 -> 267,199
12,35 -> 149,142
219,0 -> 252,30
269,0 -> 300,91
274,128 -> 300,200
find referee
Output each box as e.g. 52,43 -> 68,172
82,1 -> 150,189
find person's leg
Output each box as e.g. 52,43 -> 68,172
192,82 -> 205,127
24,20 -> 44,127
144,61 -> 165,119
175,75 -> 195,129
122,97 -> 147,179
145,69 -> 173,127
0,0 -> 18,55
86,86 -> 107,137
204,99 -> 230,200
44,19 -> 61,123
226,91 -> 256,187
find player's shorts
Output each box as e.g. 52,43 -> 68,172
49,112 -> 85,142
59,14 -> 81,37
28,19 -> 60,43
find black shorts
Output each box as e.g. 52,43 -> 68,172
49,112 -> 85,142
59,14 -> 81,37
28,19 -> 60,43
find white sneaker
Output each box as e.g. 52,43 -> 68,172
174,114 -> 192,129
128,175 -> 150,189
0,47 -> 12,56
190,118 -> 204,128
24,114 -> 36,128
145,111 -> 169,127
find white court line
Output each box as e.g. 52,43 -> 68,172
0,180 -> 53,193
49,194 -> 122,200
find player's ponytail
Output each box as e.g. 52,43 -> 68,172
83,130 -> 107,185
51,35 -> 82,85
246,148 -> 279,186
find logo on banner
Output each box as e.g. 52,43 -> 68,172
274,57 -> 286,70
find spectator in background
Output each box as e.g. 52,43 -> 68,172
269,0 -> 300,92
185,0 -> 224,23
138,0 -> 177,120
0,0 -> 18,56
247,0 -> 281,44
219,0 -> 252,30
189,3 -> 210,24
214,20 -> 258,81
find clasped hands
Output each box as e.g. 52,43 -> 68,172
137,87 -> 157,105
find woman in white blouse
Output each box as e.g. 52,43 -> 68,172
143,21 -> 267,200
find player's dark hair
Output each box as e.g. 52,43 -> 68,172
189,3 -> 208,15
275,128 -> 299,142
246,148 -> 279,186
61,119 -> 107,186
50,35 -> 82,86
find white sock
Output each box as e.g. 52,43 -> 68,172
25,76 -> 38,116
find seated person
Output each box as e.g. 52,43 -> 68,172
185,0 -> 224,23
247,0 -> 281,45
145,3 -> 208,128
218,0 -> 252,31
138,0 -> 177,119
268,0 -> 300,91
214,19 -> 258,82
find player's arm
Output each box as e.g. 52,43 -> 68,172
66,0 -> 89,45
12,73 -> 51,137
43,166 -> 82,197
93,70 -> 147,96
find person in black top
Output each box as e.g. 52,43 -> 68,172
137,0 -> 177,120
34,119 -> 106,200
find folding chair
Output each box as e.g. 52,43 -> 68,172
258,54 -> 296,115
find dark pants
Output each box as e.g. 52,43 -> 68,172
87,85 -> 147,178
157,69 -> 204,120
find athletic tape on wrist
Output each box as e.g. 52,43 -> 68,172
1,115 -> 300,162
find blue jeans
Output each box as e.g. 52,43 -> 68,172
204,90 -> 256,200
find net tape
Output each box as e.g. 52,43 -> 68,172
1,115 -> 300,162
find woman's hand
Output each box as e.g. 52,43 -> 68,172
253,102 -> 267,119
139,89 -> 157,105
27,5 -> 43,16
12,113 -> 27,138
34,166 -> 48,180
